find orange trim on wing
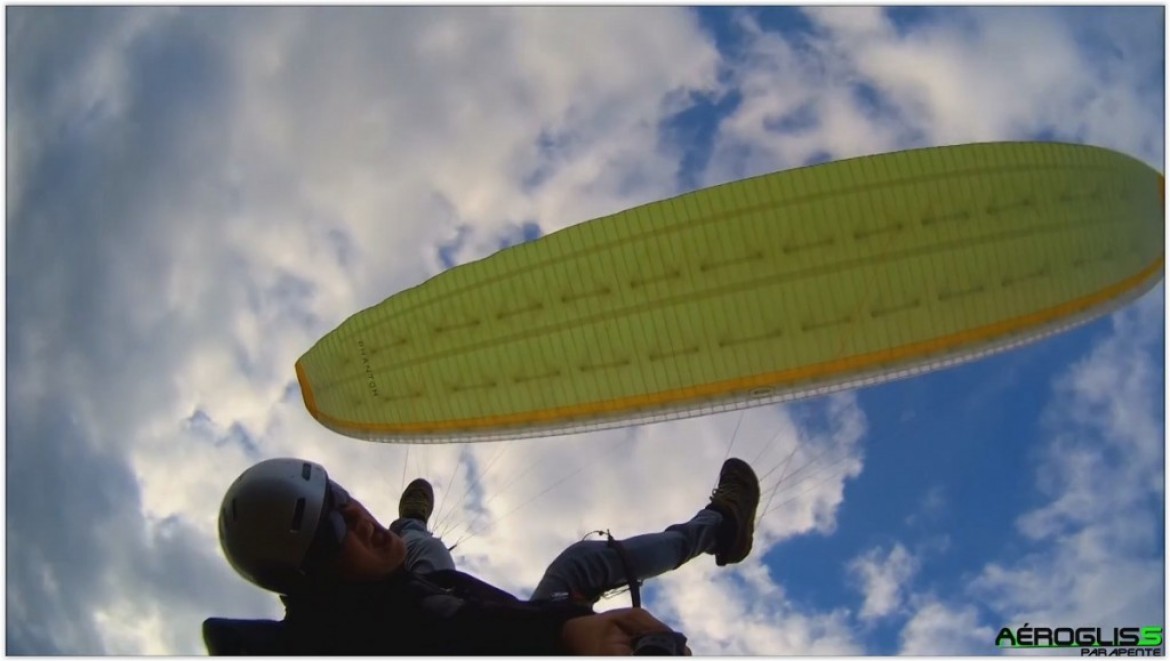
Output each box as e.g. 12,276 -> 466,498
295,360 -> 320,422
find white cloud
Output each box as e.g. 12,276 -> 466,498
7,6 -> 1161,655
704,9 -> 910,185
754,393 -> 868,542
652,556 -> 864,654
706,7 -> 1162,186
899,599 -> 997,654
969,289 -> 1164,629
905,485 -> 948,528
7,7 -> 722,653
893,287 -> 1165,651
849,543 -> 920,621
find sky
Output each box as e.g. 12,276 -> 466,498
5,5 -> 1165,656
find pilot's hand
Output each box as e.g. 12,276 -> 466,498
560,608 -> 690,655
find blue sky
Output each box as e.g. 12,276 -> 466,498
6,5 -> 1164,655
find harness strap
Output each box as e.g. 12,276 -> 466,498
603,530 -> 642,609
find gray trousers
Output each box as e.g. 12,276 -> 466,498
391,508 -> 723,603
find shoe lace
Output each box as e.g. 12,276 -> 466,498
710,471 -> 753,504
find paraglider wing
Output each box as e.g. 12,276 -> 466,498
295,142 -> 1164,443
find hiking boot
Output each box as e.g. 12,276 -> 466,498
398,478 -> 434,526
705,458 -> 760,566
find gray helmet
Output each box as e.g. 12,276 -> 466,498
218,458 -> 350,594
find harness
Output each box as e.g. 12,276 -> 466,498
587,529 -> 642,608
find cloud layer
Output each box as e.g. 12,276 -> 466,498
6,6 -> 1162,654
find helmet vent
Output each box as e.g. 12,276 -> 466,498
301,463 -> 312,480
291,497 -> 306,531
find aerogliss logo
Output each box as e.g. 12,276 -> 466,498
995,624 -> 1164,655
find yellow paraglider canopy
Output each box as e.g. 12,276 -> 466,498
295,141 -> 1164,443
